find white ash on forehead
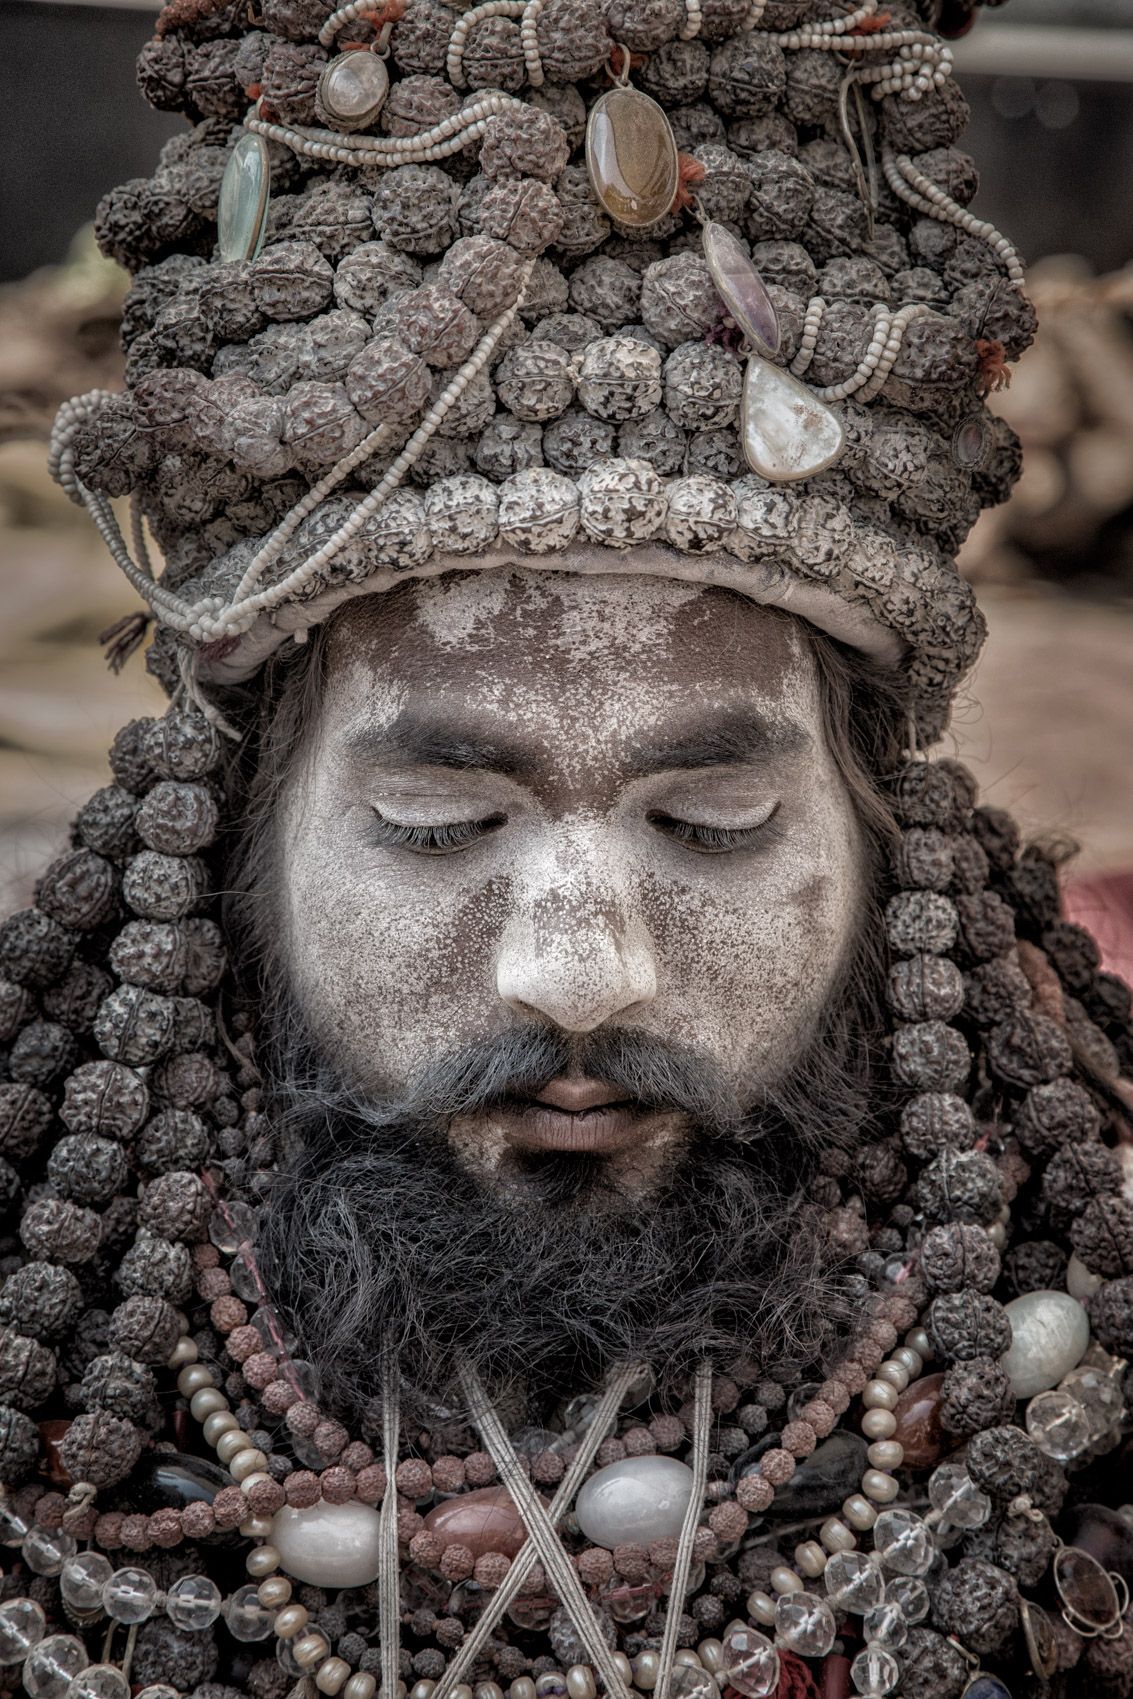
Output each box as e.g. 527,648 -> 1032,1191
54,0 -> 1034,738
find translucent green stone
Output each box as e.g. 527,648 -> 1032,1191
217,133 -> 271,264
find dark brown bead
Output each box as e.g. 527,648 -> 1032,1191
889,1371 -> 945,1468
938,1357 -> 1015,1438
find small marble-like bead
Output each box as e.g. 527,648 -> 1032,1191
633,1652 -> 660,1690
861,1407 -> 898,1441
316,1658 -> 352,1695
257,1576 -> 291,1607
246,1543 -> 280,1577
893,1347 -> 923,1377
1000,1291 -> 1090,1398
575,1455 -> 695,1548
294,1633 -> 332,1670
876,1362 -> 909,1392
345,1677 -> 377,1699
232,1448 -> 269,1481
272,1502 -> 382,1588
275,1604 -> 310,1639
697,1641 -> 723,1675
566,1670 -> 596,1699
216,1430 -> 251,1465
907,1328 -> 933,1360
509,1682 -> 537,1699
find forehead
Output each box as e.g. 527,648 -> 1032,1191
320,572 -> 822,739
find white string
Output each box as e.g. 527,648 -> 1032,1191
429,1364 -> 642,1699
655,1365 -> 712,1699
379,1356 -> 401,1699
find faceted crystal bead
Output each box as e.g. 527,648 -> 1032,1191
884,1577 -> 929,1623
740,356 -> 845,483
585,88 -> 679,229
226,1584 -> 276,1642
1025,1389 -> 1091,1462
561,1394 -> 601,1432
1053,1546 -> 1121,1634
507,1597 -> 554,1632
22,1634 -> 88,1699
510,1426 -> 559,1459
669,1666 -> 719,1699
599,1579 -> 653,1624
720,1624 -> 779,1698
209,1199 -> 257,1254
229,1250 -> 261,1303
702,222 -> 779,358
251,1306 -> 298,1356
0,1599 -> 46,1666
850,1646 -> 900,1697
823,1551 -> 886,1615
927,1464 -> 991,1530
317,50 -> 389,131
1061,1363 -> 1125,1440
103,1567 -> 158,1624
575,1456 -> 694,1549
22,1528 -> 77,1577
61,1552 -> 113,1616
216,137 -> 271,267
64,1666 -> 130,1699
773,1591 -> 837,1659
871,1509 -> 934,1576
165,1574 -> 222,1631
0,1503 -> 29,1546
862,1604 -> 907,1650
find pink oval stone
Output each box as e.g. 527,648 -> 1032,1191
422,1487 -> 536,1558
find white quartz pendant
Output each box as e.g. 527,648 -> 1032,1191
1000,1290 -> 1090,1399
740,355 -> 844,483
318,51 -> 389,132
217,134 -> 271,264
271,1501 -> 382,1588
575,1456 -> 694,1550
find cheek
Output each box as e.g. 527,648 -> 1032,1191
281,803 -> 510,1088
641,789 -> 862,1079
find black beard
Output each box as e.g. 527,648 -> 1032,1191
256,954 -> 886,1426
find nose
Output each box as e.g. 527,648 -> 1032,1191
496,831 -> 657,1033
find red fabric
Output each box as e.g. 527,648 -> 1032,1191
775,1651 -> 822,1699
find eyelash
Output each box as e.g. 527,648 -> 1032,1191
371,805 -> 781,856
648,804 -> 781,855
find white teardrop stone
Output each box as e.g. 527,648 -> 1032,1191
740,356 -> 844,484
1066,1254 -> 1102,1301
575,1456 -> 694,1550
271,1501 -> 382,1588
1000,1290 -> 1090,1399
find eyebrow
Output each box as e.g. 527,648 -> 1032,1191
340,707 -> 808,780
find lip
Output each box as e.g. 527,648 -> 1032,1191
497,1075 -> 644,1153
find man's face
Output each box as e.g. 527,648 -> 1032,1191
275,571 -> 865,1199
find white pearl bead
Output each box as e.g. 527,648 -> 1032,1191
215,1430 -> 250,1465
770,1566 -> 803,1595
177,1364 -> 215,1396
892,1347 -> 922,1377
820,1518 -> 856,1553
697,1641 -> 724,1675
861,1408 -> 897,1440
842,1495 -> 877,1532
231,1448 -> 269,1481
1001,1291 -> 1090,1398
566,1668 -> 596,1699
862,1470 -> 899,1504
862,1380 -> 898,1412
794,1540 -> 827,1578
867,1441 -> 904,1471
202,1411 -> 238,1445
746,1591 -> 776,1627
633,1653 -> 660,1690
345,1675 -> 377,1699
906,1328 -> 933,1360
876,1362 -> 909,1392
272,1503 -> 383,1589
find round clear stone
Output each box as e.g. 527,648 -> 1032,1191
872,1509 -> 935,1576
884,1577 -> 930,1623
209,1199 -> 257,1255
103,1567 -> 159,1625
22,1529 -> 77,1578
862,1604 -> 907,1650
225,1584 -> 276,1642
64,1667 -> 130,1699
0,1599 -> 45,1667
22,1634 -> 88,1699
720,1624 -> 779,1698
165,1574 -> 222,1631
850,1646 -> 900,1696
1061,1363 -> 1125,1440
773,1591 -> 837,1659
927,1463 -> 992,1530
61,1552 -> 113,1615
319,51 -> 389,128
823,1551 -> 886,1615
668,1667 -> 719,1699
1026,1389 -> 1092,1462
0,1504 -> 29,1546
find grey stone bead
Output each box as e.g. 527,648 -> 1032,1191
495,339 -> 576,422
542,409 -> 617,477
748,239 -> 816,298
693,143 -> 751,226
333,242 -> 422,317
887,955 -> 965,1023
918,1148 -> 1003,1226
892,1020 -> 970,1093
116,1232 -> 193,1304
59,1409 -> 141,1488
19,1197 -> 102,1265
480,104 -> 570,184
372,164 -> 459,257
80,1351 -> 157,1421
743,150 -> 814,242
0,1329 -> 57,1413
346,334 -> 432,425
479,178 -> 563,256
900,1091 -> 975,1159
784,48 -> 842,126
0,1264 -> 82,1343
578,335 -> 663,422
551,166 -> 611,260
439,233 -> 527,318
94,984 -> 178,1066
380,73 -> 460,139
532,312 -> 602,353
462,15 -> 525,90
390,0 -> 453,74
423,474 -> 499,555
669,102 -> 726,153
48,1134 -> 129,1206
534,0 -> 609,80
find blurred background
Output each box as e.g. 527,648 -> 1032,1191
0,0 -> 1132,974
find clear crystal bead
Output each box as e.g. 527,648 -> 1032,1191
927,1463 -> 991,1530
64,1666 -> 130,1699
599,1579 -> 652,1625
103,1567 -> 158,1624
720,1624 -> 779,1697
863,1604 -> 907,1650
22,1529 -> 78,1578
850,1646 -> 900,1696
884,1578 -> 929,1623
0,1598 -> 46,1666
1026,1389 -> 1091,1462
251,1306 -> 298,1357
135,1689 -> 181,1699
61,1552 -> 113,1615
872,1509 -> 935,1576
823,1552 -> 886,1615
165,1574 -> 222,1631
228,1250 -> 262,1303
669,1666 -> 720,1699
208,1199 -> 257,1254
774,1591 -> 837,1659
225,1584 -> 275,1642
22,1634 -> 88,1699
0,1503 -> 29,1547
1061,1364 -> 1125,1440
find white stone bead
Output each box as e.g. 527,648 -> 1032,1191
215,1430 -> 250,1465
876,1362 -> 909,1392
906,1328 -> 932,1360
1067,1254 -> 1102,1301
574,1456 -> 694,1549
697,1641 -> 723,1675
272,1502 -> 383,1588
231,1448 -> 269,1482
1001,1291 -> 1090,1399
203,1412 -> 238,1445
566,1667 -> 596,1699
892,1347 -> 922,1377
746,1591 -> 776,1627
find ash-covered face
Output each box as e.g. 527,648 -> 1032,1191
273,571 -> 866,1204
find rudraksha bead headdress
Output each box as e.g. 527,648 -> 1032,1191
51,0 -> 1036,739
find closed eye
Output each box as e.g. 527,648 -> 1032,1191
370,809 -> 506,855
648,802 -> 781,854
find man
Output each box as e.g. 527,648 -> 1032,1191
1,2 -> 1131,1697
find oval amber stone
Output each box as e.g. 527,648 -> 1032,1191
422,1486 -> 534,1559
585,88 -> 679,229
889,1372 -> 946,1470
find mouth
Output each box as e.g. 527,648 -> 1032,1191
495,1075 -> 649,1154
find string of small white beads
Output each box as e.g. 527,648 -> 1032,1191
745,0 -> 768,26
447,0 -> 528,88
231,421 -> 398,606
790,297 -> 826,378
771,23 -> 951,101
884,148 -> 1027,288
519,0 -> 546,85
201,265 -> 535,641
745,1329 -> 933,1623
317,0 -> 383,49
680,0 -> 703,40
244,92 -> 523,169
